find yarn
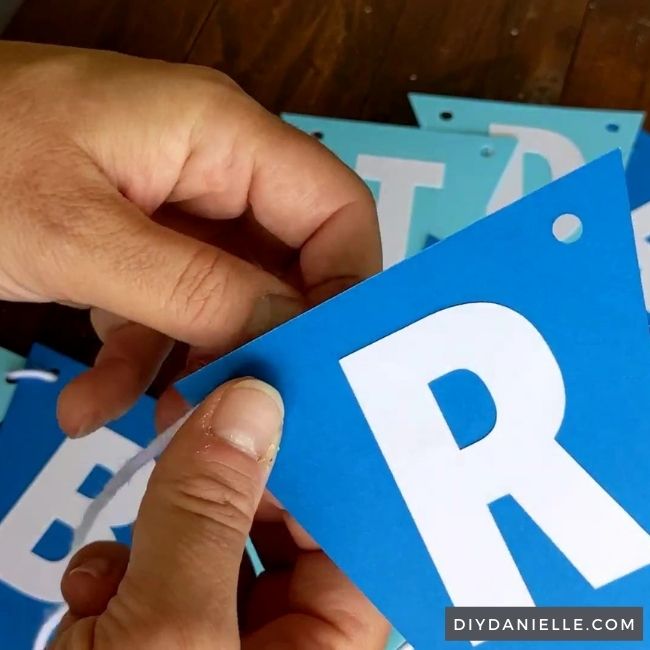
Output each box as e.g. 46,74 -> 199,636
5,368 -> 58,383
34,408 -> 195,650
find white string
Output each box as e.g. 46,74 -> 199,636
5,368 -> 58,383
11,368 -> 406,648
72,408 -> 195,550
32,605 -> 65,650
33,408 -> 196,650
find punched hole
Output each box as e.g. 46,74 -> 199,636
311,131 -> 324,140
480,144 -> 494,157
440,111 -> 453,121
552,213 -> 583,244
606,123 -> 620,133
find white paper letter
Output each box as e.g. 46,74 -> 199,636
487,125 -> 584,213
0,428 -> 152,602
633,201 -> 650,313
355,155 -> 445,268
341,303 -> 650,608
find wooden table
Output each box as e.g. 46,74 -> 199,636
1,0 -> 649,378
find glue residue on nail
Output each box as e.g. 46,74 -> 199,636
222,429 -> 261,458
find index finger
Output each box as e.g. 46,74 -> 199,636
170,92 -> 382,300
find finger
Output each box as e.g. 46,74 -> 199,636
170,103 -> 382,297
60,541 -> 130,617
284,512 -> 320,551
89,309 -> 128,341
250,520 -> 299,571
116,378 -> 283,641
155,385 -> 191,433
48,173 -> 301,351
56,318 -> 173,436
183,290 -> 305,376
255,490 -> 285,522
152,204 -> 297,280
241,570 -> 292,632
173,283 -> 304,420
244,553 -> 390,650
244,510 -> 389,649
238,549 -> 258,629
249,510 -> 318,574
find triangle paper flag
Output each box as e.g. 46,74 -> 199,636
0,345 -> 156,650
283,113 -> 515,266
410,94 -> 643,216
177,152 -> 650,648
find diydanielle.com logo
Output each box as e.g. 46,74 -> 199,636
445,607 -> 643,642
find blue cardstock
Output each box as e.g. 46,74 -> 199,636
0,347 -> 25,423
626,130 -> 650,210
0,346 -> 156,649
623,131 -> 650,319
177,152 -> 650,648
410,94 -> 643,214
283,113 -> 515,265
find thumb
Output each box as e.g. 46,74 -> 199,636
48,183 -> 300,351
114,378 -> 283,646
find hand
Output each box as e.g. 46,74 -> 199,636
0,41 -> 380,435
52,378 -> 389,649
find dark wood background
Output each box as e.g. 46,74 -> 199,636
1,0 -> 649,376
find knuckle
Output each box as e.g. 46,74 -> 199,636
154,462 -> 257,544
180,64 -> 251,122
178,60 -> 241,91
194,65 -> 242,93
197,139 -> 245,201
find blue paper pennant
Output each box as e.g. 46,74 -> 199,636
283,113 -> 515,265
177,152 -> 650,649
0,346 -> 155,649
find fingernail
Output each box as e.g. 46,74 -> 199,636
68,556 -> 111,580
211,379 -> 284,462
246,294 -> 304,341
68,414 -> 100,438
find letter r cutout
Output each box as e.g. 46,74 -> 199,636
341,303 -> 650,608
